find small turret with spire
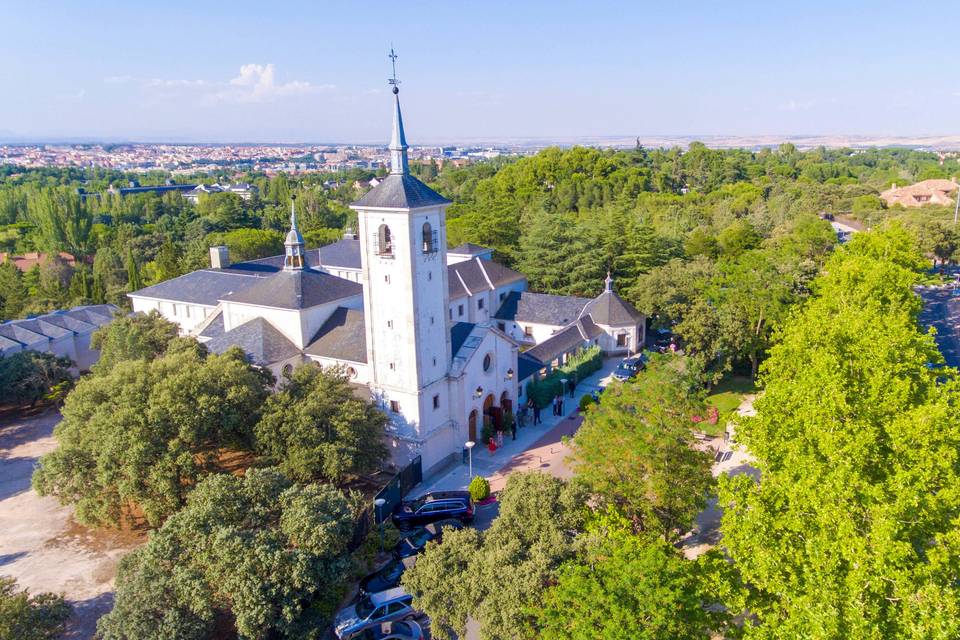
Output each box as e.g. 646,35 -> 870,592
283,195 -> 305,271
604,270 -> 614,293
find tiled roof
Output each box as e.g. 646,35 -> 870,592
448,258 -> 525,297
130,269 -> 266,305
449,243 -> 490,256
494,291 -> 591,327
197,311 -> 225,339
205,317 -> 300,366
304,307 -> 368,363
13,319 -> 73,339
351,173 -> 451,210
221,269 -> 361,310
517,352 -> 543,381
0,323 -> 48,346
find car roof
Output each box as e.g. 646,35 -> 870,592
423,491 -> 469,503
370,586 -> 409,605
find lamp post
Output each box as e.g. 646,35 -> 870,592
373,498 -> 386,553
465,440 -> 476,479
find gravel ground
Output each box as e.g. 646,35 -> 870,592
0,408 -> 143,639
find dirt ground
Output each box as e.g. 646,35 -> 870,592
0,408 -> 143,639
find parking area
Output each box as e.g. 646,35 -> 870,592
0,408 -> 143,639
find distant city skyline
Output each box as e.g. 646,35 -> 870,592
3,0 -> 960,143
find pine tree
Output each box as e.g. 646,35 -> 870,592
0,260 -> 27,320
125,248 -> 142,292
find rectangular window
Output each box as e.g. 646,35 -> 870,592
387,320 -> 393,329
449,308 -> 453,320
617,333 -> 627,347
390,400 -> 400,413
384,274 -> 390,283
458,304 -> 464,317
433,394 -> 440,410
478,299 -> 484,310
185,306 -> 190,319
499,292 -> 506,302
497,322 -> 505,332
389,362 -> 395,370
524,326 -> 533,337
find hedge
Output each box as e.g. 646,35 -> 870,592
525,345 -> 603,409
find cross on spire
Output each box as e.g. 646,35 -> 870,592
388,46 -> 400,95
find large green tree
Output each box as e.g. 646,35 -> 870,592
33,344 -> 272,527
0,351 -> 73,408
0,577 -> 71,640
89,310 -> 178,374
255,364 -> 389,483
403,472 -> 588,640
97,468 -> 359,640
719,226 -> 960,638
570,356 -> 713,540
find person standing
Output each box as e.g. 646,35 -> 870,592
558,394 -> 565,416
510,417 -> 517,441
533,402 -> 542,425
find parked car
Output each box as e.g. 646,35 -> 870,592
613,356 -> 645,381
352,620 -> 424,640
334,587 -> 417,639
391,490 -> 474,530
392,519 -> 464,559
359,556 -> 417,597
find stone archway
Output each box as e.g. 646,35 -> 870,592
483,393 -> 502,431
500,390 -> 512,414
468,409 -> 478,443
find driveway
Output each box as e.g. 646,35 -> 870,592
917,285 -> 960,368
0,408 -> 142,639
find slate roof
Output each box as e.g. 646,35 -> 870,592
0,335 -> 21,352
449,243 -> 491,256
220,270 -> 361,310
317,239 -> 362,270
205,317 -> 300,366
448,258 -> 525,298
517,352 -> 543,381
197,311 -> 225,339
0,323 -> 48,346
351,173 -> 451,210
130,269 -> 266,305
580,291 -> 643,326
304,307 -> 368,363
494,291 -> 592,327
524,324 -> 590,363
37,313 -> 97,334
13,319 -> 73,339
65,305 -> 118,326
450,322 -> 476,358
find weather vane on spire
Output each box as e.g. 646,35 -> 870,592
388,46 -> 400,94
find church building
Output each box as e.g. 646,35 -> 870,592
128,81 -> 644,475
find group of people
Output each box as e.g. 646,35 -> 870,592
551,394 -> 566,416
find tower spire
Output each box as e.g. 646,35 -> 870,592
284,195 -> 305,271
604,270 -> 614,293
387,46 -> 409,175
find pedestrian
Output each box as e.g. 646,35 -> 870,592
496,429 -> 504,447
487,437 -> 497,454
567,378 -> 575,398
551,395 -> 557,416
510,417 -> 517,441
558,394 -> 565,416
533,403 -> 541,425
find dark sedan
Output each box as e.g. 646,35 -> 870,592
391,490 -> 474,530
359,556 -> 417,597
392,520 -> 463,559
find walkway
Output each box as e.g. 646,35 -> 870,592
681,393 -> 759,559
917,284 -> 960,368
411,358 -> 621,499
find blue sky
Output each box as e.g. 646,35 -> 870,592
2,0 -> 959,142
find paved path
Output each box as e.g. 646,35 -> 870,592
0,409 -> 142,639
410,358 -> 620,501
681,394 -> 759,559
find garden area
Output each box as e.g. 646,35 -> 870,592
700,375 -> 758,436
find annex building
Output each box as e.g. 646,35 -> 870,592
129,86 -> 644,474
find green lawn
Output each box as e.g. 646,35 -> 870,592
700,376 -> 759,436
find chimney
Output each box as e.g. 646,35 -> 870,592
210,246 -> 230,269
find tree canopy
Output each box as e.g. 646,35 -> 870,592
96,468 -> 359,640
33,344 -> 272,527
0,577 -> 71,640
719,225 -> 960,638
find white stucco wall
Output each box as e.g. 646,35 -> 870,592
129,296 -> 214,334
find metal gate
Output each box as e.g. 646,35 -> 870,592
373,455 -> 422,524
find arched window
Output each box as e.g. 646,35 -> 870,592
422,221 -> 435,253
377,224 -> 393,256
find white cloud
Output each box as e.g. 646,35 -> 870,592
779,99 -> 815,112
103,65 -> 330,105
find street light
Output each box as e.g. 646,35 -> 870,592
465,440 -> 476,479
373,498 -> 386,552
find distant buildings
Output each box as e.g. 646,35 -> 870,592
183,182 -> 258,203
881,179 -> 958,208
0,252 -> 77,272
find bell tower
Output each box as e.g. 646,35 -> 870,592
350,49 -> 453,436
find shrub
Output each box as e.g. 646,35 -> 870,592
469,475 -> 490,502
0,351 -> 73,408
578,394 -> 596,411
526,346 -> 603,409
0,576 -> 71,640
